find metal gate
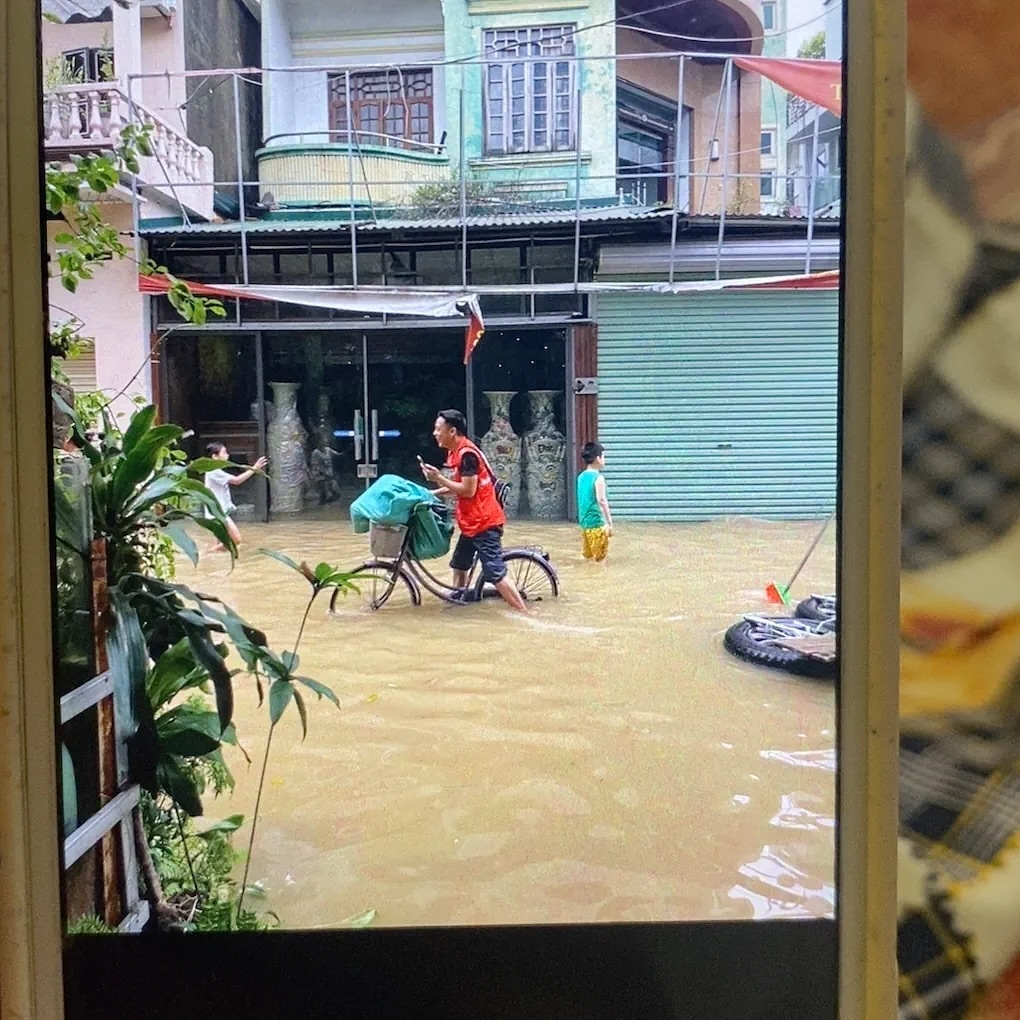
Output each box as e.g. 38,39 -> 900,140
596,289 -> 840,520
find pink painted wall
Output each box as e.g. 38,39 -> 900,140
41,13 -> 188,137
140,16 -> 188,135
41,21 -> 107,67
48,204 -> 151,418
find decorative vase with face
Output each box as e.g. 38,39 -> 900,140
267,382 -> 308,514
479,391 -> 522,517
522,390 -> 567,520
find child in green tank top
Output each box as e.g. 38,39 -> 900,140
576,441 -> 613,563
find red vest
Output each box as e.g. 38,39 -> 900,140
447,438 -> 505,537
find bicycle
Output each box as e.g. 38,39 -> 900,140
329,515 -> 560,613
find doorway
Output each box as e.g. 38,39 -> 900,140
262,330 -> 466,512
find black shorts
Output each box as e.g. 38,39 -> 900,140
449,527 -> 507,583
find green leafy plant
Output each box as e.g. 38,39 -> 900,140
66,914 -> 115,935
233,551 -> 356,916
405,175 -> 548,218
54,399 -> 242,578
140,795 -> 274,932
45,124 -> 225,363
798,32 -> 826,59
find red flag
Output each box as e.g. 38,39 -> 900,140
464,312 -> 485,365
734,57 -> 842,117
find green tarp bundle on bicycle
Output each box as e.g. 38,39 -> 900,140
350,474 -> 454,561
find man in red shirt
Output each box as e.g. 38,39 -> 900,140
421,409 -> 527,612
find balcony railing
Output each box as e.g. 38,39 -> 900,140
43,85 -> 214,220
257,132 -> 449,209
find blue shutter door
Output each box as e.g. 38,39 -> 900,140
597,289 -> 839,520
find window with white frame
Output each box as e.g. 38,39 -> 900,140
761,2 -> 777,31
760,128 -> 775,158
483,25 -> 576,155
761,171 -> 776,198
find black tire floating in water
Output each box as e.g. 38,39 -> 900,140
794,595 -> 837,622
723,617 -> 837,681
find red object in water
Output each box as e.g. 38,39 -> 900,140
975,952 -> 1020,1019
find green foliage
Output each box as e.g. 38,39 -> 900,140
50,318 -> 93,362
66,913 -> 115,935
53,399 -> 239,577
45,126 -> 225,357
798,32 -> 826,59
406,176 -> 546,218
140,794 -> 273,932
257,551 -> 353,737
143,638 -> 245,816
142,257 -> 228,326
44,54 -> 84,90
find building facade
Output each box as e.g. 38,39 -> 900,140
42,0 -> 258,413
72,0 -> 842,523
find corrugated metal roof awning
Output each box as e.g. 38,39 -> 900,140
597,237 -> 841,277
138,207 -> 676,237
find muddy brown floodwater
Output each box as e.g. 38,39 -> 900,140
181,514 -> 837,929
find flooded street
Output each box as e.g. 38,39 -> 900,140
182,515 -> 837,929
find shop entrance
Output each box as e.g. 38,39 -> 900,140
162,325 -> 571,521
263,330 -> 466,511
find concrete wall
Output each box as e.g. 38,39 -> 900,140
183,0 -> 263,188
823,0 -> 841,60
263,0 -> 446,148
48,203 -> 151,419
445,0 -> 617,202
261,0 -> 296,144
140,15 -> 188,134
41,20 -> 107,74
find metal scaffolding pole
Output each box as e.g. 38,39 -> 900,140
573,84 -> 583,289
714,59 -> 734,281
344,70 -> 359,288
459,85 -> 468,288
698,67 -> 727,215
232,74 -> 249,285
667,55 -> 686,285
805,113 -> 821,274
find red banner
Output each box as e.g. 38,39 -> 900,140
734,57 -> 842,117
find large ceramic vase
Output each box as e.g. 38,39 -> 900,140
267,382 -> 308,514
479,391 -> 522,518
522,390 -> 567,520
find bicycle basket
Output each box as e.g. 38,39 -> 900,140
369,522 -> 407,559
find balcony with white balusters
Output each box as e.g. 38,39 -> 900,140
43,84 -> 215,221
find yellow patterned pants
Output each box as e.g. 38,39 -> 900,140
581,527 -> 609,562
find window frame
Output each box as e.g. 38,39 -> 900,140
761,1 -> 777,31
327,68 -> 436,150
760,128 -> 776,157
483,25 -> 577,156
60,47 -> 114,84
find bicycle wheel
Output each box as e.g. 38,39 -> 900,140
472,549 -> 560,604
329,561 -> 420,614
